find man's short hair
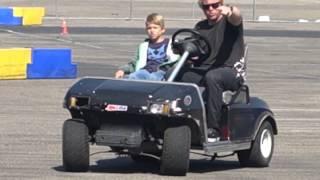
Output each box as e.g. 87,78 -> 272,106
198,0 -> 224,8
145,13 -> 165,29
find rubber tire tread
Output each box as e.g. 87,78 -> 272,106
63,119 -> 89,172
160,125 -> 191,176
237,121 -> 274,167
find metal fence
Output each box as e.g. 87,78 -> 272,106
2,0 -> 320,22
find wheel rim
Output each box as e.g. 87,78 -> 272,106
260,129 -> 272,158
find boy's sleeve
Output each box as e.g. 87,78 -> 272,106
118,47 -> 139,74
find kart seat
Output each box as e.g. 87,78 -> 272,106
222,85 -> 249,105
223,44 -> 249,105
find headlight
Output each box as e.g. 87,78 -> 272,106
149,103 -> 170,114
149,104 -> 163,114
69,97 -> 77,108
148,100 -> 180,115
66,96 -> 89,109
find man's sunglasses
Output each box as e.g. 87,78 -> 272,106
201,2 -> 221,10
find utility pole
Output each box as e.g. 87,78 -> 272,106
129,0 -> 133,20
253,0 -> 256,21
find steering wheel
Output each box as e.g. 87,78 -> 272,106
171,29 -> 211,62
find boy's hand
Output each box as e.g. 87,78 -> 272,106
115,70 -> 125,78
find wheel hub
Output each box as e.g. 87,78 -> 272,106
260,129 -> 272,158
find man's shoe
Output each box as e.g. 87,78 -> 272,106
207,128 -> 220,143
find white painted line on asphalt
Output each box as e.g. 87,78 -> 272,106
0,28 -> 104,50
276,118 -> 320,121
298,19 -> 309,23
0,28 -> 141,52
258,16 -> 271,22
56,37 -> 103,49
250,68 -> 320,80
272,108 -> 320,112
44,16 -> 144,20
43,16 -> 320,24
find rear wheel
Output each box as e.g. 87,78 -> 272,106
160,125 -> 191,176
237,121 -> 274,167
63,119 -> 90,172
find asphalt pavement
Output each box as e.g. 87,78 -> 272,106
0,1 -> 320,179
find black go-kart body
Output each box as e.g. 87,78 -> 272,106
62,29 -> 278,176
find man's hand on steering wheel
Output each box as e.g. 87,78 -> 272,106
171,29 -> 211,63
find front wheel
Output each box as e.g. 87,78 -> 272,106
237,121 -> 274,167
160,125 -> 191,176
63,119 -> 90,172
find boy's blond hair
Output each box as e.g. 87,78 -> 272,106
145,13 -> 165,29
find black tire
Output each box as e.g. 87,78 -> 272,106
237,121 -> 274,167
160,125 -> 191,176
63,119 -> 89,172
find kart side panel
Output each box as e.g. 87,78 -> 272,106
228,97 -> 275,141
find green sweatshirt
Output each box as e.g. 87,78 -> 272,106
119,39 -> 180,74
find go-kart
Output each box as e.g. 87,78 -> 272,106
62,29 -> 278,176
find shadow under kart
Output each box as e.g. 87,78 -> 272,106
62,29 -> 278,176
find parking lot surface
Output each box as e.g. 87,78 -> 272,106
1,1 -> 320,179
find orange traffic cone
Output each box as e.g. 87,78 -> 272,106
60,19 -> 69,36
